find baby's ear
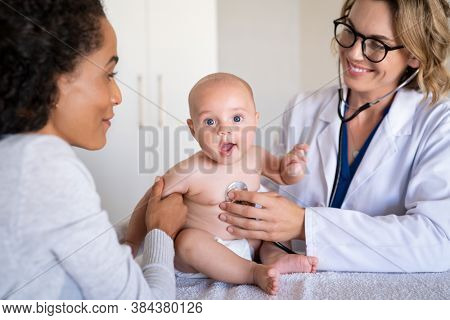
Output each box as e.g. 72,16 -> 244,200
255,112 -> 260,122
187,119 -> 195,137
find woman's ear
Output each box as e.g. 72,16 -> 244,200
187,119 -> 195,137
407,55 -> 420,69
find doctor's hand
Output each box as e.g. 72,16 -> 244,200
218,191 -> 306,242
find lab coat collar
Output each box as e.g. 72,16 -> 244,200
343,88 -> 423,207
319,86 -> 424,136
317,89 -> 341,202
385,88 -> 423,136
316,85 -> 423,207
319,85 -> 422,135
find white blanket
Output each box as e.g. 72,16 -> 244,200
116,219 -> 449,299
176,271 -> 450,300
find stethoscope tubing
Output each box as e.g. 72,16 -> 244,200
329,62 -> 419,205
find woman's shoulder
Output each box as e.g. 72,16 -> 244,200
0,133 -> 96,200
0,133 -> 74,162
405,90 -> 450,125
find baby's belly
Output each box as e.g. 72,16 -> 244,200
184,199 -> 236,240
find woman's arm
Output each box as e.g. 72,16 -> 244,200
125,165 -> 191,256
22,139 -> 187,299
220,114 -> 450,272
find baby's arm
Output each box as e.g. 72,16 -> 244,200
257,144 -> 308,185
125,165 -> 191,256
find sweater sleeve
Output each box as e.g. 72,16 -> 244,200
19,137 -> 176,299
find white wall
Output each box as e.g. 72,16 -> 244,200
76,0 -> 345,222
298,1 -> 343,91
217,0 -> 301,133
76,0 -> 218,223
217,0 -> 343,149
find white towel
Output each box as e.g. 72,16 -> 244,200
176,271 -> 450,300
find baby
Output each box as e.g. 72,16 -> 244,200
126,73 -> 317,294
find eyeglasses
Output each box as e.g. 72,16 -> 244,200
333,16 -> 404,63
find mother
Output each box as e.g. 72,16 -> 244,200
220,0 -> 450,272
0,0 -> 186,299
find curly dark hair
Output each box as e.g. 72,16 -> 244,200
0,0 -> 106,134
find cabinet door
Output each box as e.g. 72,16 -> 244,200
75,0 -> 218,223
75,0 -> 153,224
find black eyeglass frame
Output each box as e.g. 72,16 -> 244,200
333,16 -> 404,63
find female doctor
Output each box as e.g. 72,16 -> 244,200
219,0 -> 450,272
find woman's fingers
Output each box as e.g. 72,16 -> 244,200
225,190 -> 279,208
225,226 -> 270,242
149,176 -> 164,205
220,212 -> 268,231
219,201 -> 266,219
220,191 -> 306,241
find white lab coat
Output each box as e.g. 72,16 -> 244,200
278,85 -> 450,272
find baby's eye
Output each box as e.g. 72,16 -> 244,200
204,118 -> 216,126
233,115 -> 243,123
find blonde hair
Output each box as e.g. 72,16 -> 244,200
340,0 -> 450,105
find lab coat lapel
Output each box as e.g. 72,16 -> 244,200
343,89 -> 418,206
317,91 -> 341,203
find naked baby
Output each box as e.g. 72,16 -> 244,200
126,73 -> 317,295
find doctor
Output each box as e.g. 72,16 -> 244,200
219,0 -> 450,272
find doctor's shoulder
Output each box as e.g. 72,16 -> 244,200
413,90 -> 450,121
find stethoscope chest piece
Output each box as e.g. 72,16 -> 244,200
225,181 -> 255,206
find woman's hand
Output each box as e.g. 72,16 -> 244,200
219,191 -> 306,241
146,177 -> 187,239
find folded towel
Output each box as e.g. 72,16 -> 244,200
176,271 -> 450,300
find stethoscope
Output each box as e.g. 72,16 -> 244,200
225,181 -> 297,254
224,65 -> 419,255
328,62 -> 419,206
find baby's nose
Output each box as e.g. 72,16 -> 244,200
218,125 -> 234,135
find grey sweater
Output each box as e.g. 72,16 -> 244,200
0,134 -> 175,299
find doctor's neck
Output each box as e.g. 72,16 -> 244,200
347,87 -> 396,121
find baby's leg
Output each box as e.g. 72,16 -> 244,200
175,229 -> 279,295
260,241 -> 318,274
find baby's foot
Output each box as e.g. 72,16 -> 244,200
272,254 -> 318,274
252,264 -> 280,295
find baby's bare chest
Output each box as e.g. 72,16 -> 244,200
187,169 -> 261,206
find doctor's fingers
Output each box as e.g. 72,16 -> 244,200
219,201 -> 269,220
220,212 -> 270,230
226,225 -> 271,242
224,190 -> 279,208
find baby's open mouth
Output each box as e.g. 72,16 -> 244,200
219,142 -> 236,156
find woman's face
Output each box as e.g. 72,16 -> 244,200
42,18 -> 122,150
339,0 -> 418,96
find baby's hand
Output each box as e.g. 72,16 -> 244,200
280,144 -> 308,183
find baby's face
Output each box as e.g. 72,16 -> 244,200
188,82 -> 259,165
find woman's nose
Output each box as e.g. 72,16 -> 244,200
346,38 -> 365,61
111,80 -> 122,106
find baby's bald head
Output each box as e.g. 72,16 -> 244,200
188,72 -> 255,116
